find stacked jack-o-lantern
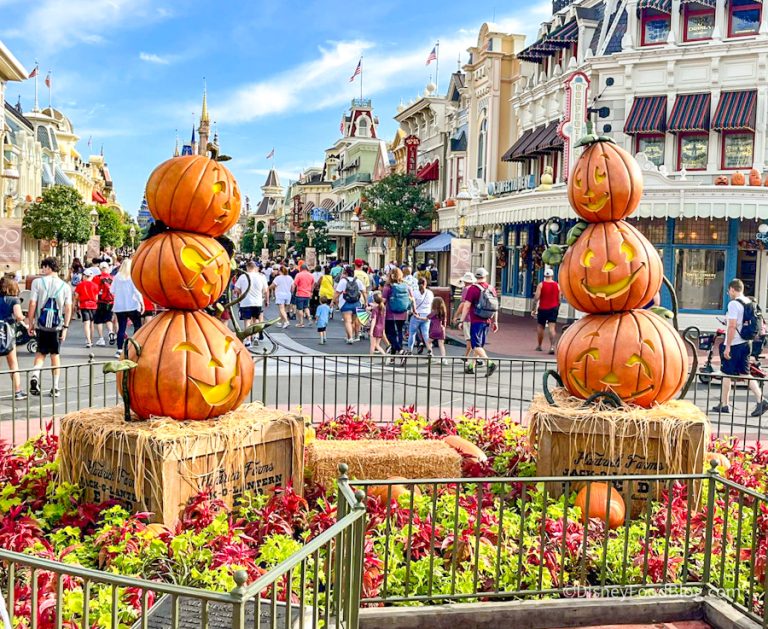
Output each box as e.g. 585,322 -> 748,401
555,135 -> 688,408
122,155 -> 255,421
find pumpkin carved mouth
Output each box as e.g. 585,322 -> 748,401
579,191 -> 610,213
190,360 -> 240,406
581,264 -> 645,299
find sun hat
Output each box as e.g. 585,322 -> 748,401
461,272 -> 476,284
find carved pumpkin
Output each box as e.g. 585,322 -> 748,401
556,310 -> 688,407
559,221 -> 663,313
123,310 -> 254,420
574,483 -> 625,529
145,155 -> 242,237
714,175 -> 729,186
568,137 -> 643,222
443,435 -> 487,463
750,168 -> 762,186
731,171 -> 745,186
132,231 -> 231,310
705,452 -> 731,471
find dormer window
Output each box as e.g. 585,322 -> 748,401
683,1 -> 715,40
357,116 -> 370,138
729,0 -> 761,36
641,8 -> 671,44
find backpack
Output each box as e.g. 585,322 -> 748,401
37,279 -> 65,331
474,284 -> 499,320
738,297 -> 763,341
0,321 -> 13,356
389,283 -> 411,313
343,278 -> 361,304
97,274 -> 113,304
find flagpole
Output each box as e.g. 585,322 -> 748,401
435,41 -> 440,93
33,61 -> 39,111
360,56 -> 363,100
47,71 -> 51,109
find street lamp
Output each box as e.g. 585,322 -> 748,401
129,225 -> 136,251
456,186 -> 471,238
262,232 -> 269,249
307,223 -> 316,247
350,214 -> 360,258
89,208 -> 99,236
284,226 -> 291,258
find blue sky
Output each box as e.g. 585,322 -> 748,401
0,0 -> 548,215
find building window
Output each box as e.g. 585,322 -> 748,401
677,133 -> 709,170
674,217 -> 728,244
674,248 -> 726,310
684,4 -> 715,40
636,134 -> 665,167
729,0 -> 761,36
456,156 -> 465,195
641,9 -> 671,45
629,217 -> 669,243
477,116 -> 487,180
357,117 -> 370,138
721,131 -> 754,169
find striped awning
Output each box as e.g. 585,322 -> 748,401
681,0 -> 716,7
547,20 -> 579,44
638,0 -> 672,11
502,128 -> 534,161
517,20 -> 578,61
712,90 -> 757,132
41,163 -> 53,187
624,96 -> 667,134
503,125 -> 550,162
667,93 -> 711,133
530,121 -> 564,153
54,166 -> 74,188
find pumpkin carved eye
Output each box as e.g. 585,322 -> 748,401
626,353 -> 652,378
581,249 -> 594,268
594,167 -> 606,183
174,341 -> 202,354
620,241 -> 636,262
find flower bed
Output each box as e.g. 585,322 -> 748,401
2,409 -> 767,627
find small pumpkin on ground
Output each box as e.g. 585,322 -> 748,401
574,483 -> 626,529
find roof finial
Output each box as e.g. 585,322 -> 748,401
173,129 -> 180,157
201,78 -> 209,123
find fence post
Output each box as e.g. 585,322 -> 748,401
425,359 -> 432,422
701,460 -> 719,592
229,569 -> 248,629
347,489 -> 367,629
88,353 -> 95,408
261,355 -> 268,404
335,464 -> 350,625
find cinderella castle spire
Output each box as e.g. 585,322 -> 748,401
198,80 -> 210,156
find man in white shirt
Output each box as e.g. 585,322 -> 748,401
234,261 -> 269,347
407,277 -> 434,354
712,278 -> 768,417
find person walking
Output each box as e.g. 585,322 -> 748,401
408,277 -> 434,354
334,266 -> 365,344
428,297 -> 449,358
458,267 -> 498,377
381,267 -> 413,364
532,269 -> 561,354
234,261 -> 269,346
270,266 -> 294,329
292,264 -> 315,327
68,258 -> 84,319
402,266 -> 419,294
369,291 -> 388,356
316,297 -> 331,345
93,261 -> 116,346
0,277 -> 27,399
74,267 -> 99,348
453,272 -> 476,361
353,259 -> 370,339
711,278 -> 768,417
110,259 -> 144,359
27,257 -> 72,397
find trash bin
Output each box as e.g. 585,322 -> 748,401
431,286 -> 453,318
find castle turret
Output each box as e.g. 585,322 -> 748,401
198,85 -> 210,156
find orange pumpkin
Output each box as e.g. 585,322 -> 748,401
574,483 -> 626,529
568,137 -> 643,222
714,175 -> 729,186
731,171 -> 745,186
559,221 -> 662,313
445,198 -> 456,207
556,310 -> 688,407
705,452 -> 731,471
367,478 -> 422,505
123,310 -> 254,420
132,231 -> 231,310
145,155 -> 241,237
443,435 -> 487,462
750,168 -> 762,186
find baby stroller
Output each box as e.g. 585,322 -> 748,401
15,322 -> 36,354
356,308 -> 371,341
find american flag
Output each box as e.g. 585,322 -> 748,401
340,116 -> 345,134
349,59 -> 362,82
266,148 -> 274,159
29,64 -> 38,78
426,46 -> 437,66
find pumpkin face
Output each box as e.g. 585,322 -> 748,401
556,310 -> 688,407
714,175 -> 729,186
568,140 -> 643,222
132,231 -> 231,310
559,221 -> 662,313
145,156 -> 241,237
574,483 -> 625,529
124,311 -> 254,420
731,171 -> 745,186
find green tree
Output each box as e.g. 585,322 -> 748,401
121,218 -> 139,250
295,220 -> 332,258
22,184 -> 92,245
360,173 -> 435,262
96,207 -> 125,249
240,224 -> 256,254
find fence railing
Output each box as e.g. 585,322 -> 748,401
351,468 -> 768,627
0,466 -> 366,629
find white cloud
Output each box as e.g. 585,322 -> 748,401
139,52 -> 171,65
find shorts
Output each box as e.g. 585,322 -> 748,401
537,307 -> 559,326
470,322 -> 490,349
80,309 -> 95,322
295,297 -> 310,310
276,296 -> 291,306
240,306 -> 262,320
317,327 -> 327,333
94,303 -> 113,324
36,329 -> 61,355
462,321 -> 471,341
720,342 -> 750,376
340,301 -> 358,313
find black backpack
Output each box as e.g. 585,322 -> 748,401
343,278 -> 361,304
739,297 -> 763,341
474,285 -> 499,320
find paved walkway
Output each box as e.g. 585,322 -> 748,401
551,624 -> 710,629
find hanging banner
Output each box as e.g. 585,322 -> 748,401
0,218 -> 22,273
304,247 -> 317,269
450,238 -> 472,287
261,248 -> 270,263
86,235 -> 101,261
405,135 -> 420,174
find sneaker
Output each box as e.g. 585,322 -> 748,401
85,342 -> 92,348
114,351 -> 121,359
710,404 -> 730,413
750,400 -> 768,417
346,338 -> 354,344
243,340 -> 252,348
486,361 -> 498,378
464,364 -> 475,374
108,332 -> 117,346
281,322 -> 289,329
14,391 -> 27,401
29,376 -> 40,396
48,388 -> 60,398
95,338 -> 106,347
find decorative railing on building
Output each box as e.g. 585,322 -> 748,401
331,173 -> 372,190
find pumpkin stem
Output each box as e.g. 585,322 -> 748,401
575,121 -> 616,148
542,369 -> 564,406
584,391 -> 624,408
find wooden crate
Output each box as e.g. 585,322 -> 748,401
58,404 -> 304,524
530,396 -> 709,516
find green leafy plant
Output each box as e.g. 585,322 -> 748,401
22,184 -> 91,246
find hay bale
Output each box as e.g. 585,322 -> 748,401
58,403 -> 304,524
306,439 -> 462,488
529,390 -> 710,515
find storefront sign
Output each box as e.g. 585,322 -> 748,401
405,135 -> 420,175
0,218 -> 22,272
450,238 -> 472,287
86,235 -> 101,261
559,71 -> 590,183
488,175 -> 536,196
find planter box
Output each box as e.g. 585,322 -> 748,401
58,404 -> 304,524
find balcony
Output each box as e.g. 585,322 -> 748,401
331,172 -> 372,189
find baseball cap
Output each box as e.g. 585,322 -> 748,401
84,267 -> 99,277
99,262 -> 110,271
544,268 -> 554,277
461,272 -> 476,284
475,267 -> 488,279
354,258 -> 364,267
